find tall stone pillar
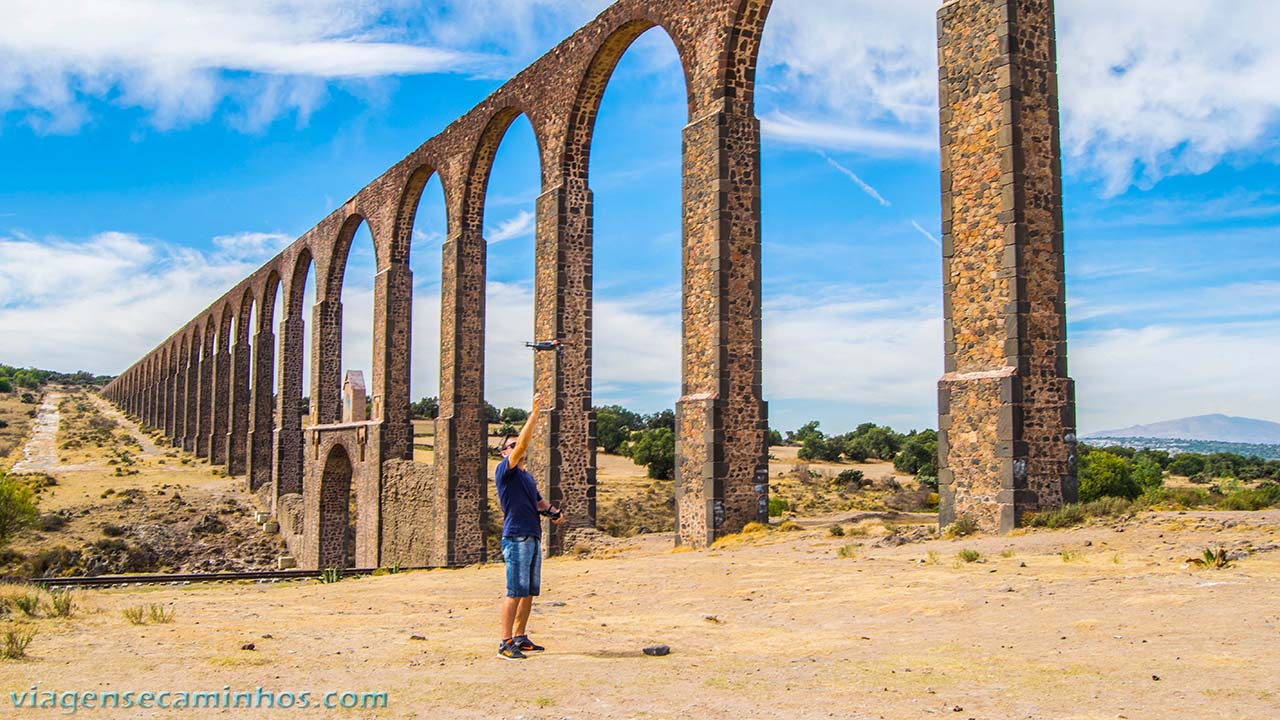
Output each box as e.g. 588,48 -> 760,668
209,345 -> 231,465
184,351 -> 199,452
172,346 -> 187,448
676,105 -> 770,548
195,338 -> 213,458
248,328 -> 276,491
227,332 -> 251,475
154,364 -> 165,433
312,299 -> 343,426
529,180 -> 595,556
145,368 -> 156,425
374,263 -> 414,460
433,222 -> 487,566
936,0 -> 1076,533
274,315 -> 305,497
165,356 -> 178,441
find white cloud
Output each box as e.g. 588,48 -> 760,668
760,1 -> 939,127
211,231 -> 293,260
0,0 -> 489,131
1073,323 -> 1280,432
1057,0 -> 1280,195
0,230 -> 281,373
6,0 -> 1272,196
487,211 -> 535,244
763,291 -> 942,411
759,0 -> 1280,194
483,281 -> 536,406
761,112 -> 935,155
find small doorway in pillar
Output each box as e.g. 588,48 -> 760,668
319,444 -> 356,569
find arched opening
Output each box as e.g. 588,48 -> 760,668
277,251 -> 316,497
318,444 -> 356,569
462,109 -> 543,560
228,290 -> 256,476
268,276 -> 283,404
249,272 -> 281,492
331,218 -> 378,424
404,170 -> 448,464
210,304 -> 234,466
584,26 -> 686,537
196,316 -> 217,459
482,113 -> 540,426
753,8 -> 943,512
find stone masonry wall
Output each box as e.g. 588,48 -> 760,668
937,0 -> 1076,532
101,0 -> 1070,563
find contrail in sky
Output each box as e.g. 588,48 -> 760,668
818,151 -> 891,207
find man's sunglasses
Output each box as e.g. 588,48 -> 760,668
502,441 -> 518,451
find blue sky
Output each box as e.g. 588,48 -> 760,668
1,0 -> 1277,435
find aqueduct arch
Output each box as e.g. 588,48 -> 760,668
102,0 -> 1076,568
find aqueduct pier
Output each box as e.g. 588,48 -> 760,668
101,0 -> 1076,569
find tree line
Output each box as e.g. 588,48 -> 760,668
0,365 -> 115,394
1078,444 -> 1280,503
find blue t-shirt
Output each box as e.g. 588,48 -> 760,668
495,457 -> 542,539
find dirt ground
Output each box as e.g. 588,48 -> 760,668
2,390 -> 284,575
1,514 -> 1278,717
2,398 -> 1279,718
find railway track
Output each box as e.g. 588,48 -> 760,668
24,567 -> 390,588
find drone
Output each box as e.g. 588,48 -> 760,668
525,340 -> 564,352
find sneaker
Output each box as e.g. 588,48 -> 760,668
498,640 -> 527,660
513,634 -> 545,652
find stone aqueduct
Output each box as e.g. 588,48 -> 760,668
101,0 -> 1076,569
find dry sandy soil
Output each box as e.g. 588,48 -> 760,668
2,391 -> 284,575
1,397 -> 1278,718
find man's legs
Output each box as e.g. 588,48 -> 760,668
513,596 -> 533,637
501,595 -> 525,641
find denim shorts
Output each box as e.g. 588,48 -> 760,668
501,535 -> 541,598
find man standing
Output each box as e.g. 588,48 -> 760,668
495,391 -> 563,659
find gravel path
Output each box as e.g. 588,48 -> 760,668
8,391 -> 62,473
9,391 -> 162,475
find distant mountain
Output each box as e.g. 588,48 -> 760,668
1086,414 -> 1280,445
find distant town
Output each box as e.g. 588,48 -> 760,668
1087,436 -> 1280,461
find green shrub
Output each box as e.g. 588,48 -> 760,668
893,429 -> 937,476
957,548 -> 981,563
831,469 -> 865,490
46,590 -> 74,618
1139,486 -> 1210,509
0,474 -> 39,544
1025,504 -> 1085,528
25,547 -> 80,577
13,593 -> 39,617
1,628 -> 34,659
92,538 -> 129,553
1217,485 -> 1280,511
1025,497 -> 1133,529
944,516 -> 978,537
622,428 -> 675,480
148,604 -> 174,623
767,497 -> 789,517
1078,452 -> 1142,502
